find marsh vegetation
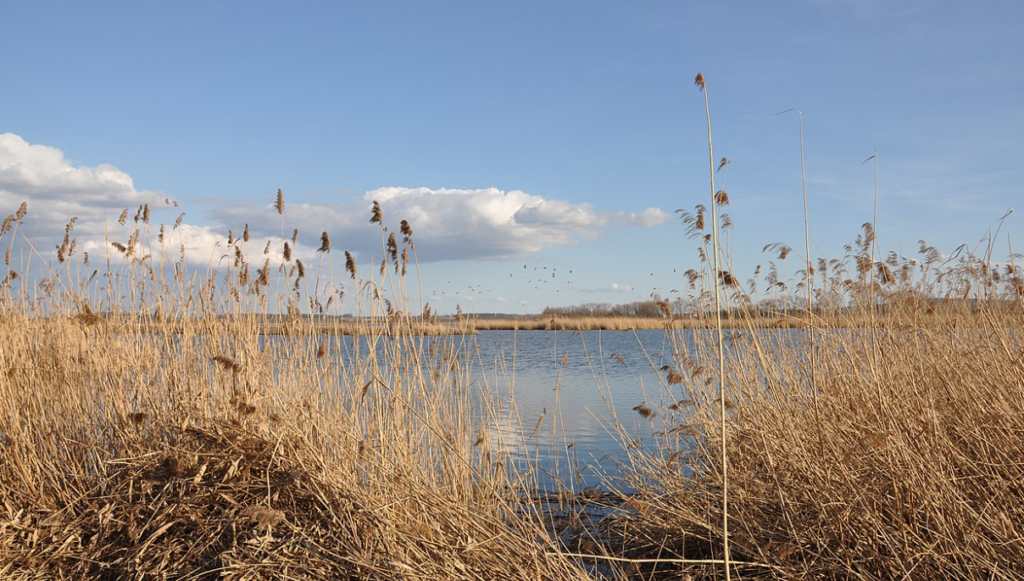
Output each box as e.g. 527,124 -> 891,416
3,72 -> 1023,578
1,189 -> 1022,581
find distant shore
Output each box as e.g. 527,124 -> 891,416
88,306 -> 1011,336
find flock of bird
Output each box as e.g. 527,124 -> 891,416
427,263 -> 684,305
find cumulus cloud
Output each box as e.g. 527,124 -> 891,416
0,133 -> 153,234
0,133 -> 670,273
217,186 -> 668,263
0,132 -> 227,269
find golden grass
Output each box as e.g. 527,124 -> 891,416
590,296 -> 1024,580
1,185 -> 1022,581
0,201 -> 588,581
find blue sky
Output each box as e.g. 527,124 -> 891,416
1,1 -> 1021,314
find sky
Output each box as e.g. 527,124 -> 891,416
1,1 -> 1022,314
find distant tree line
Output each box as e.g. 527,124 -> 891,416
541,300 -> 670,319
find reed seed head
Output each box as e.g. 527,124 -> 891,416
694,72 -> 706,91
345,251 -> 357,280
318,232 -> 331,253
257,259 -> 270,286
387,232 -> 398,264
212,355 -> 242,374
633,403 -> 656,419
275,189 -> 285,215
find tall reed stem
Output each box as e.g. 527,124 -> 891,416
695,72 -> 730,581
778,108 -> 822,451
863,151 -> 883,413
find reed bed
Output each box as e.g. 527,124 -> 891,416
578,147 -> 1024,579
592,293 -> 1024,580
0,201 -> 586,580
2,165 -> 1023,580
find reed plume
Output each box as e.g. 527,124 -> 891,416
345,251 -> 357,280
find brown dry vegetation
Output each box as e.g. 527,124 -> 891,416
1,190 -> 1023,581
0,201 -> 586,580
592,296 -> 1024,580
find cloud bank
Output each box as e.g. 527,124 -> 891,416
217,186 -> 670,262
0,133 -> 670,271
0,132 -> 230,268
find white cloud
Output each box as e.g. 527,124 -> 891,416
216,186 -> 668,262
581,282 -> 635,293
0,133 -> 315,273
0,133 -> 184,266
0,134 -> 671,275
618,207 -> 671,227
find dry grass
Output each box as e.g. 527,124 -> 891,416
594,296 -> 1024,579
2,184 -> 1023,581
0,200 -> 588,581
585,215 -> 1024,578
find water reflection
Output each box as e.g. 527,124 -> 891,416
466,330 -> 686,490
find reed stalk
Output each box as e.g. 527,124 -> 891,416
695,71 -> 731,581
778,108 -> 823,451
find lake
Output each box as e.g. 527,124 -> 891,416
464,329 -> 690,491
271,327 -> 721,491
